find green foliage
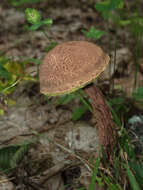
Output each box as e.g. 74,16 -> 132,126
44,42 -> 58,52
106,97 -> 128,127
121,134 -> 136,161
5,2 -> 143,190
132,86 -> 143,102
129,161 -> 143,186
25,8 -> 52,31
82,0 -> 124,40
25,7 -> 55,56
89,157 -> 100,190
72,105 -> 87,121
124,164 -> 141,190
23,57 -> 41,65
0,64 -> 12,81
56,92 -> 89,121
25,8 -> 41,24
0,109 -> 4,116
82,26 -> 105,40
0,57 -> 23,95
102,175 -> 123,190
118,14 -> 143,37
0,57 -> 11,80
108,97 -> 125,112
107,96 -> 129,126
56,93 -> 77,105
10,0 -> 45,7
0,56 -> 35,95
94,0 -> 123,20
0,144 -> 30,174
82,131 -> 142,190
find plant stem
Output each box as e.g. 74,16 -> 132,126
77,90 -> 92,112
133,0 -> 141,90
113,29 -> 117,85
42,29 -> 51,41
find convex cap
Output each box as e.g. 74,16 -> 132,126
40,41 -> 109,96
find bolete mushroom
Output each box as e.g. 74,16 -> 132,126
39,41 -> 117,155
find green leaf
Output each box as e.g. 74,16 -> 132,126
0,57 -> 10,65
129,17 -> 143,36
72,105 -> 87,121
89,157 -> 100,190
94,0 -> 123,19
44,95 -> 51,104
95,0 -> 123,12
124,164 -> 141,190
121,137 -> 136,161
109,0 -> 123,10
94,0 -> 111,12
42,18 -> 53,26
0,146 -> 18,173
0,109 -> 4,116
103,175 -> 123,190
0,64 -> 12,80
129,161 -> 143,185
119,19 -> 131,26
132,87 -> 143,101
96,177 -> 104,187
29,23 -> 42,31
44,42 -> 58,52
106,100 -> 121,127
0,142 -> 31,174
82,27 -> 105,39
25,8 -> 41,25
10,145 -> 29,168
56,93 -> 76,105
24,57 -> 41,65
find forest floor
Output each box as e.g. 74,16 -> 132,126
0,0 -> 143,190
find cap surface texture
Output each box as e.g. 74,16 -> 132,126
40,41 -> 109,96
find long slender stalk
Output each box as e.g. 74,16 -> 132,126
112,29 -> 117,90
77,90 -> 92,112
42,29 -> 51,41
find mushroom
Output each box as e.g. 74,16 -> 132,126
39,41 -> 117,155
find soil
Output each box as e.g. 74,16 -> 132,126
0,0 -> 143,190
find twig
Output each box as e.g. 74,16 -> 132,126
0,177 -> 15,184
48,138 -> 92,173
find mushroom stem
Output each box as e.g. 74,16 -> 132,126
84,84 -> 117,154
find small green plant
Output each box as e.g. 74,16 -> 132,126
75,129 -> 143,190
94,0 -> 123,21
0,55 -> 36,115
82,0 -> 143,93
82,26 -> 105,40
56,90 -> 92,121
82,0 -> 123,41
108,96 -> 129,122
25,8 -> 52,31
95,0 -> 143,91
25,8 -> 57,51
0,56 -> 35,95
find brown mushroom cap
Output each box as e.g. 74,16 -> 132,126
39,41 -> 110,96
